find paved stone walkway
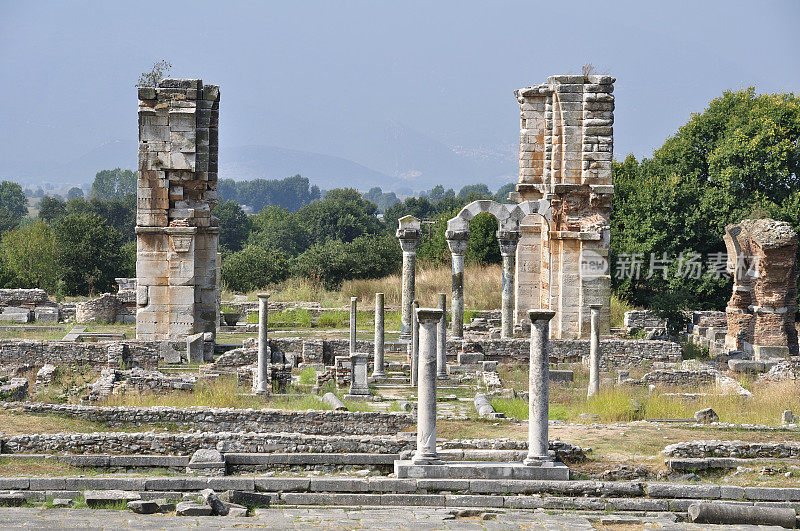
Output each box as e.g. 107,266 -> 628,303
0,507 -> 783,529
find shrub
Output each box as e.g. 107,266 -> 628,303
222,245 -> 290,293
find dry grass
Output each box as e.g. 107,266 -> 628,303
226,264 -> 503,310
0,410 -> 158,434
99,376 -> 331,411
0,457 -> 89,477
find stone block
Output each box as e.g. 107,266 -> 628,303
84,490 -> 141,507
254,477 -> 310,492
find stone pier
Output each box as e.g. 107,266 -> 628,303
411,307 -> 443,464
344,353 -> 371,400
587,303 -> 601,398
255,293 -> 270,395
372,293 -> 386,379
446,233 -> 468,339
397,216 -> 421,340
436,293 -> 448,379
135,78 -> 220,341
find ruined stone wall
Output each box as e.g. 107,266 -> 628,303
136,79 -> 220,340
9,402 -> 413,436
0,340 -> 159,368
511,75 -> 614,339
724,219 -> 798,358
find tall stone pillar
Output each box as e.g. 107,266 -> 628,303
136,79 -> 220,340
446,231 -> 469,339
349,297 -> 357,354
256,293 -> 270,394
524,309 -> 555,465
412,307 -> 444,465
587,303 -> 602,398
411,300 -> 420,386
498,230 -> 520,338
372,292 -> 386,379
436,293 -> 447,379
397,216 -> 421,340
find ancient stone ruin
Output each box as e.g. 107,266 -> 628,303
724,218 -> 798,358
444,75 -> 614,340
135,79 -> 221,341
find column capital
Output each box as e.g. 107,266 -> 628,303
528,309 -> 555,322
416,307 -> 443,324
497,230 -> 521,257
588,304 -> 603,310
257,293 -> 271,300
446,230 -> 469,254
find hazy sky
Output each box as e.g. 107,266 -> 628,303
1,0 -> 798,187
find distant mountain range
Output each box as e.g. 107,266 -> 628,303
5,120 -> 518,194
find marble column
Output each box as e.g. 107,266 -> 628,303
412,307 -> 444,465
349,296 -> 357,354
524,308 -> 555,465
397,216 -> 422,340
372,293 -> 386,379
436,293 -> 448,379
255,293 -> 270,394
446,231 -> 469,339
411,300 -> 420,386
498,230 -> 520,339
587,304 -> 602,398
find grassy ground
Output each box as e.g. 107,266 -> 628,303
0,410 -> 166,434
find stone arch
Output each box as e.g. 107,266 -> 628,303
446,200 -> 552,339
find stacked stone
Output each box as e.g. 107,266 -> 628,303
136,79 -> 220,340
511,75 -> 614,339
724,219 -> 798,358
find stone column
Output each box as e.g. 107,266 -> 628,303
372,293 -> 386,379
412,307 -> 444,465
397,216 -> 422,340
411,300 -> 420,386
349,297 -> 357,354
446,231 -> 469,339
436,293 -> 448,379
524,309 -> 555,465
498,230 -> 520,339
255,293 -> 270,394
587,304 -> 602,398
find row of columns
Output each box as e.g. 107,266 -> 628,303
412,308 -> 556,465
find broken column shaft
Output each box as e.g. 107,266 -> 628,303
587,304 -> 602,398
436,293 -> 448,379
372,292 -> 386,379
256,293 -> 270,394
397,216 -> 421,340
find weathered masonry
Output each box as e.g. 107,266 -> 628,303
510,75 -> 615,339
135,79 -> 220,340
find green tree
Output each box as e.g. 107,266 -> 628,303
457,183 -> 492,201
213,200 -> 251,253
38,195 -> 67,223
249,206 -> 309,256
297,188 -> 382,244
66,187 -> 84,200
0,181 -> 28,233
54,213 -> 124,295
0,221 -> 60,292
90,168 -> 136,200
294,234 -> 401,289
611,88 -> 800,321
493,183 -> 517,203
222,244 -> 290,292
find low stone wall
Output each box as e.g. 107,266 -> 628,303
624,310 -> 666,331
0,340 -> 159,369
642,369 -> 717,387
447,339 -> 682,370
1,431 -> 410,456
7,402 -> 413,435
664,440 -> 800,459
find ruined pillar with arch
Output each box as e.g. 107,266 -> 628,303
446,74 -> 614,339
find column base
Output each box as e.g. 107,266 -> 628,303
395,460 -> 569,479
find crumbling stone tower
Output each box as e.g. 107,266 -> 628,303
510,75 -> 614,339
724,218 -> 798,359
135,79 -> 220,340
